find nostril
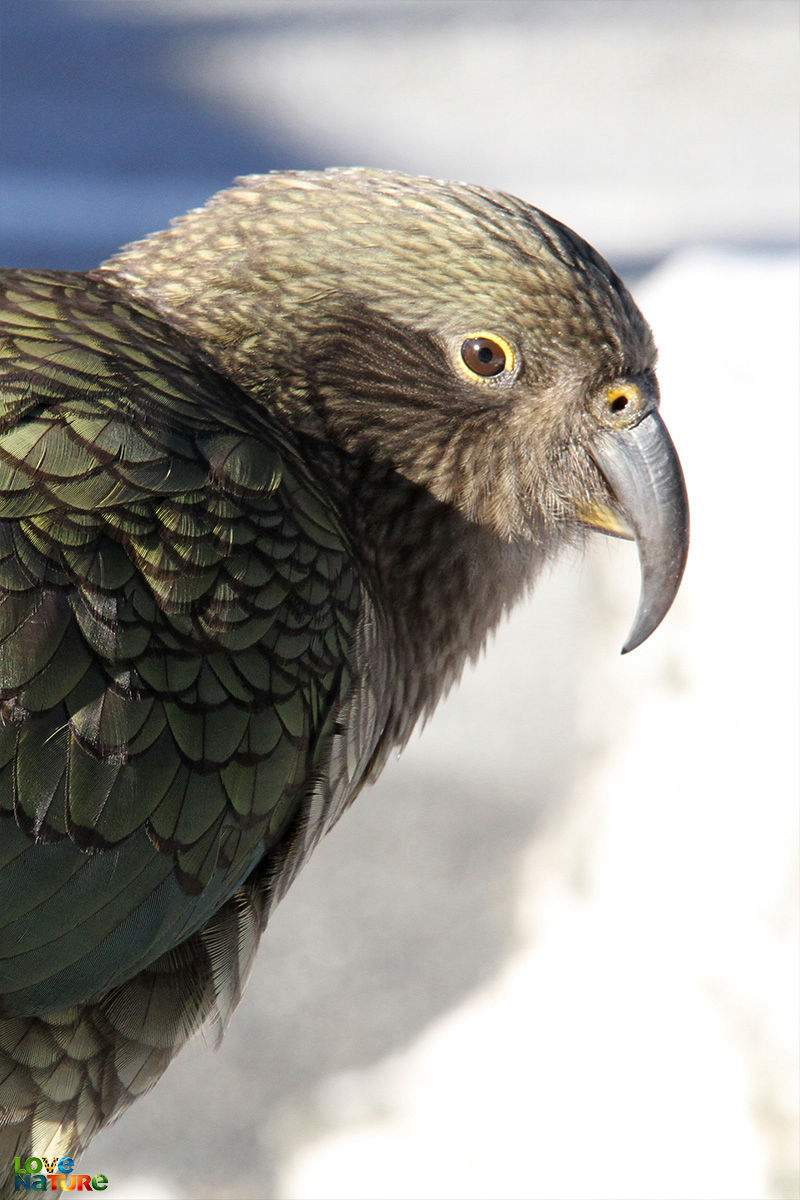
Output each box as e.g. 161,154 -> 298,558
589,379 -> 646,429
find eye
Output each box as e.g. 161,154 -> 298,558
460,332 -> 515,379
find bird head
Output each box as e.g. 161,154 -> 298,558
100,168 -> 689,651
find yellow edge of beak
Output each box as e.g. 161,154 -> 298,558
576,502 -> 635,540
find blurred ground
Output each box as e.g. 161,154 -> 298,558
1,2 -> 798,1198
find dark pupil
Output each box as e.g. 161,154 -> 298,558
462,337 -> 506,376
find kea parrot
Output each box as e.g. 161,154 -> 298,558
0,169 -> 688,1165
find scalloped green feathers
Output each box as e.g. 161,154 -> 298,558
0,271 -> 364,1026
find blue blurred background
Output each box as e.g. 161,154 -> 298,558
2,3 -> 798,1199
2,0 -> 320,268
4,0 -> 796,272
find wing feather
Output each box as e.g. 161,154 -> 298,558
0,270 -> 364,1016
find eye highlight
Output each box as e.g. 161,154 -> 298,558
460,332 -> 515,379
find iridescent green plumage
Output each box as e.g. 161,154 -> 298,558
0,170 -> 687,1165
0,269 -> 376,1156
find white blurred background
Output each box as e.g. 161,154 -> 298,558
2,2 -> 798,1197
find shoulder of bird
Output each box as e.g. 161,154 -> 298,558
0,168 -> 688,1165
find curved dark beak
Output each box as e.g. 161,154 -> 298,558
589,410 -> 689,653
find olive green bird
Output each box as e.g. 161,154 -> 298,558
0,169 -> 688,1163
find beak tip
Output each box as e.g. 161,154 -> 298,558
620,623 -> 651,656
592,410 -> 689,657
620,626 -> 651,654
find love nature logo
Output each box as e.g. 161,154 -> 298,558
12,1156 -> 109,1192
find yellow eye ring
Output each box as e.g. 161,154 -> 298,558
459,331 -> 515,379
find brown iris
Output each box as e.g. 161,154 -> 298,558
460,335 -> 510,377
